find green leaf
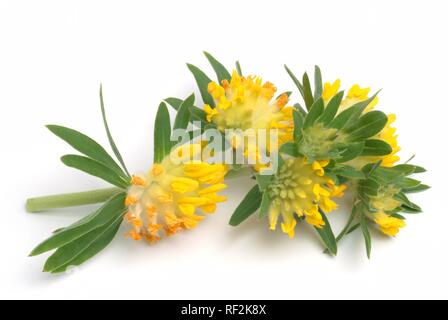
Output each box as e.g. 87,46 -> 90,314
303,98 -> 324,128
99,85 -> 130,177
394,192 -> 422,212
229,185 -> 262,226
358,178 -> 380,196
258,193 -> 271,219
46,125 -> 126,179
361,139 -> 393,156
30,193 -> 126,256
329,92 -> 380,130
364,160 -> 383,178
52,218 -> 122,273
154,102 -> 171,163
189,105 -> 208,123
337,142 -> 364,163
166,95 -> 208,126
52,195 -> 121,232
51,209 -> 102,234
235,61 -> 242,76
302,72 -> 314,110
314,65 -> 323,99
44,213 -> 124,273
393,164 -> 425,175
324,203 -> 359,254
279,141 -> 299,157
332,165 -> 365,179
391,213 -> 405,220
400,205 -> 423,213
360,213 -> 372,259
61,155 -> 129,189
164,97 -> 183,110
403,183 -> 430,193
186,63 -> 215,107
315,209 -> 337,256
284,65 -> 304,97
204,51 -> 231,83
293,111 -> 304,142
255,173 -> 273,192
364,165 -> 406,184
329,105 -> 359,130
339,205 -> 359,240
173,94 -> 194,130
404,154 -> 416,163
396,177 -> 421,189
294,103 -> 308,118
412,165 -> 426,173
347,111 -> 388,140
347,223 -> 360,234
317,91 -> 344,125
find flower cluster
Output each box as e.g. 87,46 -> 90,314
266,158 -> 346,237
27,52 -> 428,273
203,70 -> 293,172
322,80 -> 400,168
124,146 -> 227,243
182,54 -> 427,258
204,71 -> 293,143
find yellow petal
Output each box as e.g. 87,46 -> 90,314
312,161 -> 325,176
330,184 -> 347,198
268,205 -> 280,230
281,219 -> 297,239
207,81 -> 225,99
199,183 -> 227,195
347,84 -> 370,99
322,79 -> 340,101
178,203 -> 196,216
304,206 -> 325,228
178,196 -> 208,206
320,196 -> 338,213
170,177 -> 199,193
374,212 -> 406,237
131,175 -> 146,186
125,196 -> 137,207
200,203 -> 217,213
151,164 -> 165,177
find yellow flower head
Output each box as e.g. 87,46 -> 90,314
373,212 -> 406,236
266,157 -> 345,238
323,80 -> 400,167
369,184 -> 402,212
366,183 -> 406,236
204,70 -> 294,148
124,145 -> 227,243
375,114 -> 400,166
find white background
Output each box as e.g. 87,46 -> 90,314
0,0 -> 446,299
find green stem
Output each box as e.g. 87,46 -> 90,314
25,166 -> 254,213
26,187 -> 123,213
